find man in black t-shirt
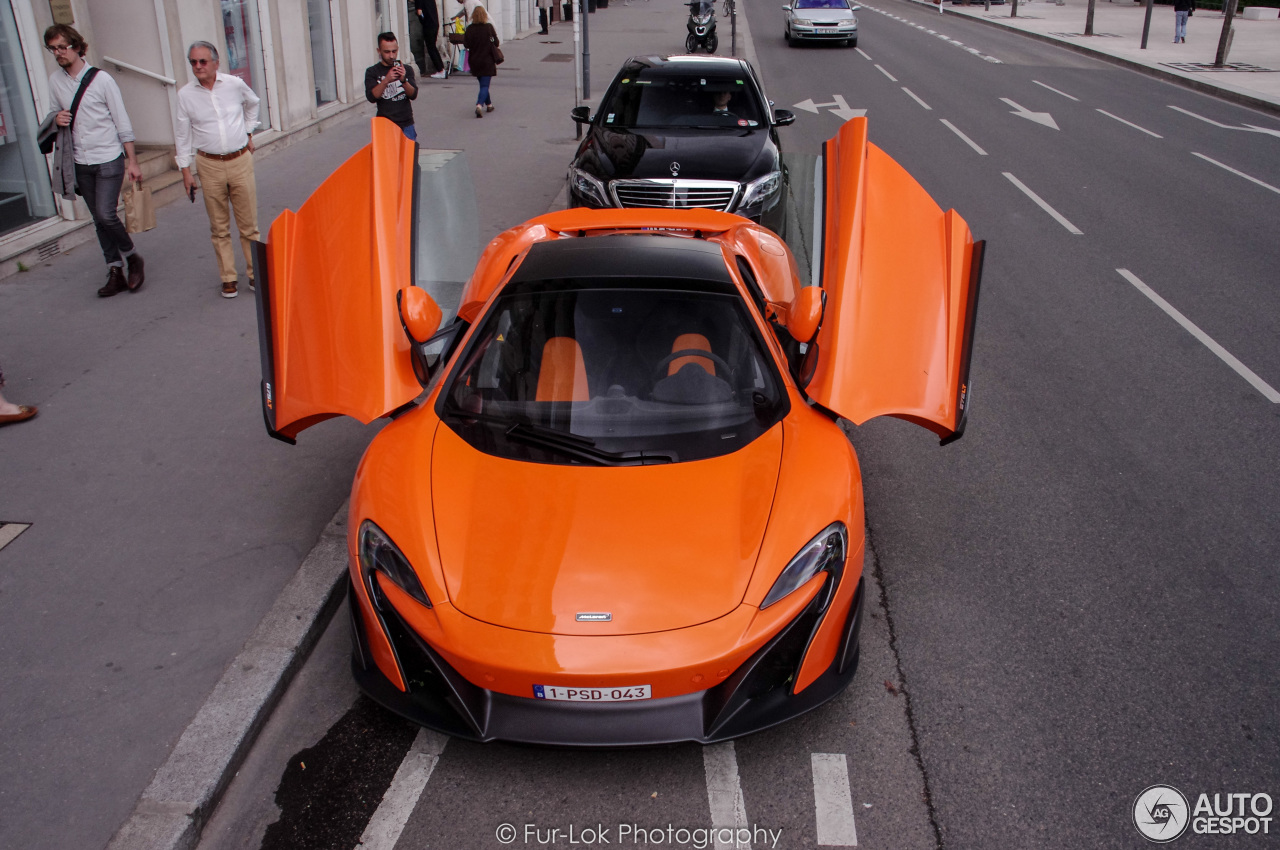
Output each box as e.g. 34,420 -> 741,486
365,32 -> 419,139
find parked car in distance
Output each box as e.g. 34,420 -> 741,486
784,0 -> 858,47
568,55 -> 794,236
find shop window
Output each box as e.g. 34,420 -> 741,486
307,0 -> 338,105
221,0 -> 270,120
0,3 -> 55,236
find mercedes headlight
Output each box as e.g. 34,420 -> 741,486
761,523 -> 847,609
358,520 -> 431,608
569,167 -> 611,207
741,170 -> 783,207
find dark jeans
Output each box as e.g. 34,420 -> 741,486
75,155 -> 134,267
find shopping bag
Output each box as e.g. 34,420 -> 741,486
122,181 -> 156,234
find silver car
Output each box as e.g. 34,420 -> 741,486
783,0 -> 858,47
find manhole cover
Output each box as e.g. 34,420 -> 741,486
543,53 -> 575,62
1048,31 -> 1122,37
540,40 -> 563,43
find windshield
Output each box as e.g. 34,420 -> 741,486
599,71 -> 765,129
795,0 -> 850,8
688,0 -> 714,14
438,278 -> 786,465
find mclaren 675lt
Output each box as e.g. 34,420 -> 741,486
253,118 -> 984,746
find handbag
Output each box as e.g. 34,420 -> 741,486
40,67 -> 99,155
494,45 -> 505,65
122,181 -> 156,234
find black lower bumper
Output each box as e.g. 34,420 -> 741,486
349,575 -> 864,746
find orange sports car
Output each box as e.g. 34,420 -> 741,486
253,118 -> 983,745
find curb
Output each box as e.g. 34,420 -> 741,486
105,505 -> 350,850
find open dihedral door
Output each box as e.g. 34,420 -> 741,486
254,119 -> 423,443
810,118 -> 984,444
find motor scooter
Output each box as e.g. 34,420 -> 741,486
685,0 -> 719,53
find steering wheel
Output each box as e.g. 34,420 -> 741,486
651,348 -> 735,388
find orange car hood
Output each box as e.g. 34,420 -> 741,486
431,421 -> 783,636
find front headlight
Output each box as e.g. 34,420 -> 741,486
761,523 -> 847,609
741,170 -> 782,207
569,166 -> 611,207
358,520 -> 431,608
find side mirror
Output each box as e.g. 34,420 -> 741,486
773,108 -> 796,127
788,286 -> 824,343
570,106 -> 593,125
781,4 -> 791,9
398,286 -> 442,344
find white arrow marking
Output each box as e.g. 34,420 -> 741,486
792,95 -> 865,121
1167,106 -> 1280,137
1001,97 -> 1059,130
1243,124 -> 1280,139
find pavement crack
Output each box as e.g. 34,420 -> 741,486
865,520 -> 945,850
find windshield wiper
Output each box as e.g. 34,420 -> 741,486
505,421 -> 674,466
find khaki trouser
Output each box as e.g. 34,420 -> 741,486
197,151 -> 259,283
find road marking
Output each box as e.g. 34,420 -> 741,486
858,3 -> 1004,62
0,523 -> 31,552
357,729 -> 449,850
1001,97 -> 1059,130
1003,172 -> 1083,234
793,94 -> 864,121
1032,80 -> 1079,101
1191,152 -> 1280,196
902,87 -> 932,110
1167,105 -> 1280,137
875,64 -> 897,82
1116,269 -> 1280,402
940,119 -> 988,155
855,47 -> 872,60
812,754 -> 859,846
1096,109 -> 1162,138
704,742 -> 752,850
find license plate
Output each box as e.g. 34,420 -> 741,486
533,684 -> 651,702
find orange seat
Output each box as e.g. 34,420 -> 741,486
536,337 -> 590,401
668,333 -> 715,376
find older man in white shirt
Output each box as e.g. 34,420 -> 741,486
175,41 -> 261,299
45,24 -> 145,297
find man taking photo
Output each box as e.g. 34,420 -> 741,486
365,33 -> 419,140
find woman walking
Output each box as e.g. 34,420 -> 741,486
464,6 -> 500,117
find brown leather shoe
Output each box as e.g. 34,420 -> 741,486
221,280 -> 238,299
0,405 -> 37,426
126,253 -> 145,292
97,266 -> 126,297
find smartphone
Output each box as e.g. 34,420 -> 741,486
188,185 -> 196,203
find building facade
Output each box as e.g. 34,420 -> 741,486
0,0 -> 536,276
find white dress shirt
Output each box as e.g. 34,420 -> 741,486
174,73 -> 261,169
47,64 -> 135,166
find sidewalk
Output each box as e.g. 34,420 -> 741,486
934,0 -> 1280,114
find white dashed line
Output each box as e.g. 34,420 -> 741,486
0,523 -> 31,552
855,47 -> 872,60
902,87 -> 932,110
875,64 -> 898,81
704,742 -> 752,850
358,729 -> 449,850
812,754 -> 859,846
858,3 -> 1003,62
1191,152 -> 1280,196
1116,269 -> 1280,402
940,119 -> 988,154
1096,109 -> 1163,138
1033,80 -> 1079,101
1003,172 -> 1083,234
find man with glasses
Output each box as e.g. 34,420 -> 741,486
175,41 -> 261,299
44,24 -> 145,297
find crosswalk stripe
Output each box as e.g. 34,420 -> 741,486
356,729 -> 449,850
812,753 -> 859,846
703,742 -> 752,850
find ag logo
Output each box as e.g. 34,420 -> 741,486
1134,785 -> 1190,843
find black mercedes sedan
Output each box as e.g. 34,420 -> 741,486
568,55 -> 795,235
